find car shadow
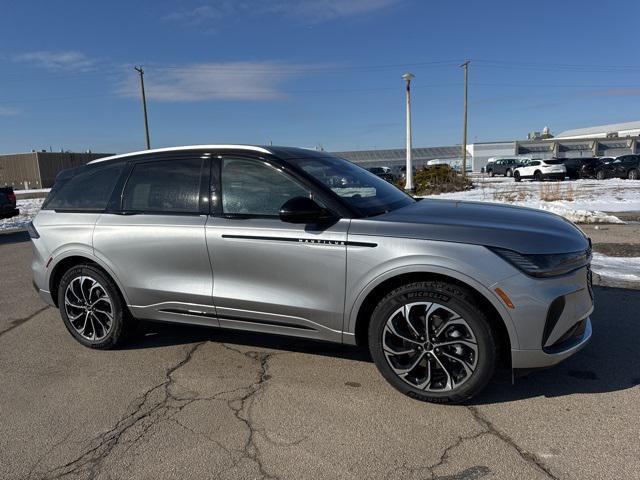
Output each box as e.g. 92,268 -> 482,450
124,286 -> 639,402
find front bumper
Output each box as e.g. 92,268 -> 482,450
512,317 -> 592,368
494,264 -> 594,370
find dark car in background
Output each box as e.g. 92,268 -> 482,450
594,154 -> 640,180
367,167 -> 395,183
485,158 -> 522,177
576,157 -> 608,179
0,187 -> 19,218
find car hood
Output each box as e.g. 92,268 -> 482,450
350,199 -> 589,255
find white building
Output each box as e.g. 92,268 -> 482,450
554,120 -> 640,140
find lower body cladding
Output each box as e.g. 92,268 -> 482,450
494,265 -> 593,369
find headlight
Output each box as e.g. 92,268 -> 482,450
489,247 -> 591,277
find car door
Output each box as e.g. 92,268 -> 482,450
93,153 -> 216,326
520,160 -> 538,177
205,154 -> 348,342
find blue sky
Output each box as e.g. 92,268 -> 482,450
1,0 -> 639,154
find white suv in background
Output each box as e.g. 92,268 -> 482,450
514,159 -> 566,182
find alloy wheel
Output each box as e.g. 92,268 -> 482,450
64,276 -> 114,341
382,302 -> 478,392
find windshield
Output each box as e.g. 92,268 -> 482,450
293,155 -> 415,217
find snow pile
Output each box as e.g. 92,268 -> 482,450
14,188 -> 51,195
0,198 -> 45,231
591,253 -> 640,282
422,176 -> 640,223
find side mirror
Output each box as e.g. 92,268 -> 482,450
279,196 -> 333,224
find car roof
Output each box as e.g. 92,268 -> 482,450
88,145 -> 336,165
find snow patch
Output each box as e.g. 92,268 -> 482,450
591,253 -> 640,282
0,198 -> 45,231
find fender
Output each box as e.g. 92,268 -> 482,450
344,263 -> 520,350
47,247 -> 132,306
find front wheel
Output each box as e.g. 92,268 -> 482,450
368,281 -> 496,404
488,170 -> 495,177
514,171 -> 521,182
58,265 -> 133,349
506,169 -> 513,177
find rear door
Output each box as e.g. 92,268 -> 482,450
93,153 -> 216,326
204,154 -> 348,342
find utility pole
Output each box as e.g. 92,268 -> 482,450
402,72 -> 415,193
134,66 -> 151,150
460,61 -> 470,177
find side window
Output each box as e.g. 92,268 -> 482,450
43,162 -> 124,211
221,157 -> 311,216
530,161 -> 540,167
122,158 -> 204,213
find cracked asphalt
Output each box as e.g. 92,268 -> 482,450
1,231 -> 639,480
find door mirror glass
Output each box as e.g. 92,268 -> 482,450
279,196 -> 331,224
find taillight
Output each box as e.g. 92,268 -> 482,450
27,221 -> 40,239
7,192 -> 16,203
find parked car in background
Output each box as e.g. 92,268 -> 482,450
485,158 -> 522,177
594,155 -> 640,180
513,159 -> 566,182
554,158 -> 587,180
577,158 -> 608,179
0,186 -> 19,218
30,145 -> 593,404
367,166 -> 395,183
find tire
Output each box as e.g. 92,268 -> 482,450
514,171 -> 521,182
596,170 -> 606,181
534,171 -> 543,182
629,169 -> 639,180
506,169 -> 513,177
368,281 -> 496,404
57,264 -> 133,349
488,170 -> 495,177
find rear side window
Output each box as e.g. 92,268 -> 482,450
122,158 -> 204,214
43,162 -> 124,211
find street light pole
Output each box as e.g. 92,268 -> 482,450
460,60 -> 470,177
402,72 -> 415,193
134,66 -> 151,150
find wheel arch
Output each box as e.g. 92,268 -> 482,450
48,253 -> 131,308
349,268 -> 516,369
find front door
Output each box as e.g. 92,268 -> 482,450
205,155 -> 348,342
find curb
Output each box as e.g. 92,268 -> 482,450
592,272 -> 640,291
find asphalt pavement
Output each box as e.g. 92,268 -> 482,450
1,231 -> 638,480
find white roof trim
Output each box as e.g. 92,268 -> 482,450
88,145 -> 272,164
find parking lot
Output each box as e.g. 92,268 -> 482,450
1,230 -> 639,480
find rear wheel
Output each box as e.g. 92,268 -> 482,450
534,171 -> 543,182
506,169 -> 513,177
368,281 -> 496,404
514,171 -> 521,182
58,265 -> 133,349
629,169 -> 639,180
596,170 -> 606,180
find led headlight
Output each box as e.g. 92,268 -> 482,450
489,247 -> 591,277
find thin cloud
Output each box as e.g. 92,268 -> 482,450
164,0 -> 400,26
14,51 -> 96,71
580,87 -> 640,98
117,62 -> 310,102
0,107 -> 20,116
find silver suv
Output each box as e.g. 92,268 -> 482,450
30,145 -> 593,403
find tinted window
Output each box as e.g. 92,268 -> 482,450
293,155 -> 414,217
43,162 -> 124,211
122,158 -> 204,213
529,161 -> 540,166
221,157 -> 312,216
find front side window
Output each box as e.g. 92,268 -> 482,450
293,155 -> 414,217
43,162 -> 124,211
122,158 -> 204,213
221,157 -> 312,216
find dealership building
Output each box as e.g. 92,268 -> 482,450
335,120 -> 640,173
0,151 -> 112,189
